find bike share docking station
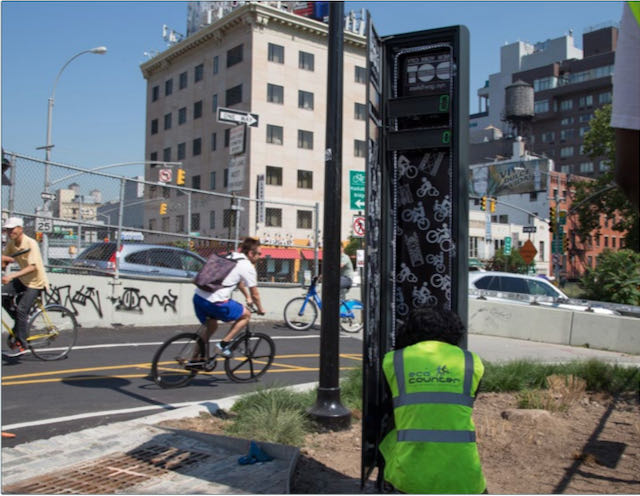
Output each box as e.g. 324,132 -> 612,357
361,20 -> 470,486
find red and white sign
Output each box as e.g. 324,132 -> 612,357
353,216 -> 366,237
158,168 -> 173,183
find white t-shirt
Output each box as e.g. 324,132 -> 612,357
195,252 -> 257,303
611,3 -> 640,131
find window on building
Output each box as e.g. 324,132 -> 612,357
165,78 -> 173,96
267,83 -> 284,104
579,126 -> 589,137
299,50 -> 314,71
194,63 -> 204,82
534,100 -> 549,113
193,100 -> 203,119
152,85 -> 159,102
599,160 -> 610,172
211,132 -> 217,151
354,139 -> 366,157
529,192 -> 538,201
579,162 -> 594,173
164,112 -> 172,130
561,165 -> 572,174
612,237 -> 616,248
560,99 -> 573,111
207,172 -> 215,191
149,218 -> 156,231
354,102 -> 367,120
163,147 -> 171,162
225,84 -> 242,106
192,175 -> 201,190
224,168 -> 229,187
223,208 -> 236,228
213,55 -> 219,74
191,212 -> 200,231
599,91 -> 612,104
560,117 -> 574,126
209,210 -> 216,229
268,43 -> 284,63
560,146 -> 574,158
297,170 -> 313,189
539,241 -> 545,261
468,236 -> 479,258
227,44 -> 243,67
355,65 -> 366,83
179,71 -> 188,90
192,137 -> 201,156
267,125 -> 283,145
265,208 -> 282,227
178,107 -> 187,125
162,217 -> 170,232
298,130 -> 313,149
579,113 -> 594,123
266,166 -> 283,186
224,128 -> 230,147
177,142 -> 186,160
151,119 -> 158,135
604,236 -> 609,247
541,131 -> 555,143
578,95 -> 593,108
298,90 -> 314,110
560,129 -> 574,141
150,151 -> 158,165
212,94 -> 218,113
297,210 -> 313,229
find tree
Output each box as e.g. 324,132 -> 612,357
571,104 -> 639,251
579,249 -> 640,305
485,248 -> 529,274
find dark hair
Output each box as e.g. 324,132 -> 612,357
396,305 -> 465,348
239,237 -> 260,255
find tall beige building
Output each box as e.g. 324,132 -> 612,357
140,2 -> 367,244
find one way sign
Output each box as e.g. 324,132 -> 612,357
217,107 -> 259,127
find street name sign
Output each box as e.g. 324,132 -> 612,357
523,225 -> 537,233
217,107 -> 259,127
40,192 -> 57,201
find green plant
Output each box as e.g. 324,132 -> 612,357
339,367 -> 363,411
579,249 -> 640,305
485,248 -> 529,274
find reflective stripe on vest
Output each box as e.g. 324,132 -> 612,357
392,346 -> 475,442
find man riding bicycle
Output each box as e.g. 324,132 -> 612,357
2,217 -> 49,357
193,237 -> 266,357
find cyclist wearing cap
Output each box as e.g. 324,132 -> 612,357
192,237 -> 266,357
2,217 -> 49,356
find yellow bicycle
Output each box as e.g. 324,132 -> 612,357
2,296 -> 78,361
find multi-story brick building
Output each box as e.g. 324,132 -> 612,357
139,2 -> 367,246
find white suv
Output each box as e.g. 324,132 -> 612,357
469,271 -> 618,315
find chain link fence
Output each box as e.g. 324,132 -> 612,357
2,152 -> 321,284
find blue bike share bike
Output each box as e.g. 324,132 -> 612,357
283,276 -> 363,333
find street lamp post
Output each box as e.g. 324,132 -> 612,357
40,46 -> 107,264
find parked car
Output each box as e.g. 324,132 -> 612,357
469,271 -> 618,315
71,242 -> 205,279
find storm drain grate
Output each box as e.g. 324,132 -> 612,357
3,445 -> 211,494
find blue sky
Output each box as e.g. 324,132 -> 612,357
1,1 -> 624,174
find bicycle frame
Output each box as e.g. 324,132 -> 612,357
301,278 -> 360,318
2,298 -> 54,343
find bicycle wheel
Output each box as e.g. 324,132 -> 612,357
224,332 -> 275,383
283,297 -> 318,331
151,333 -> 204,388
27,305 -> 78,361
339,300 -> 363,333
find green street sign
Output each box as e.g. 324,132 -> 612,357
504,236 -> 512,255
350,170 -> 366,210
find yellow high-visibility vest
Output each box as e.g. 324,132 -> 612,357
379,340 -> 486,494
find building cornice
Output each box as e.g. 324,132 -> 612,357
140,3 -> 366,79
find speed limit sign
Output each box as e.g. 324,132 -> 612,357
353,216 -> 366,237
36,218 -> 53,233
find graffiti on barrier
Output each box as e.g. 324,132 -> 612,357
46,285 -> 103,318
111,287 -> 178,313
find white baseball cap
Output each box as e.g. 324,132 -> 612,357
3,217 -> 24,229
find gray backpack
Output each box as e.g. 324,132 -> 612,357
193,253 -> 238,293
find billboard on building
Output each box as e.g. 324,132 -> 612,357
469,158 -> 552,197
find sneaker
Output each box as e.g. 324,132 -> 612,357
216,343 -> 232,358
4,344 -> 27,358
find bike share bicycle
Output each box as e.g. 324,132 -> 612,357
151,304 -> 275,387
2,248 -> 78,360
283,276 -> 363,332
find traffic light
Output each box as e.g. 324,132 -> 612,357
159,202 -> 168,215
35,232 -> 43,242
176,168 -> 186,185
549,205 -> 556,234
490,197 -> 496,213
562,235 -> 569,253
480,196 -> 487,211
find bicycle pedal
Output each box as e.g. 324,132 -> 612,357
203,359 -> 218,372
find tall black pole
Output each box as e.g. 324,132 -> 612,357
308,1 -> 351,430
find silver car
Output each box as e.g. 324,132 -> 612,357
72,242 -> 205,279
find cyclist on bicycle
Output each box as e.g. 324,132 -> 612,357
2,217 -> 49,357
192,237 -> 265,357
339,245 -> 354,300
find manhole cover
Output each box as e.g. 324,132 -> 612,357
3,445 -> 210,494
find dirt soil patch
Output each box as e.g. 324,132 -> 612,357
159,391 -> 640,494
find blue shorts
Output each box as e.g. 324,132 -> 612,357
193,294 -> 244,324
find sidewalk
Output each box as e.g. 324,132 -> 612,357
1,390 -> 307,494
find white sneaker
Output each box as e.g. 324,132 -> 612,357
216,343 -> 232,358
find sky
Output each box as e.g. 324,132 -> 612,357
1,1 -> 624,177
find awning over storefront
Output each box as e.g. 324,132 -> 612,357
301,249 -> 322,260
261,247 -> 301,260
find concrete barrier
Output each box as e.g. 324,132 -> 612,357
18,273 -> 638,355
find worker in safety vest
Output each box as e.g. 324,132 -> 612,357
379,306 -> 486,494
